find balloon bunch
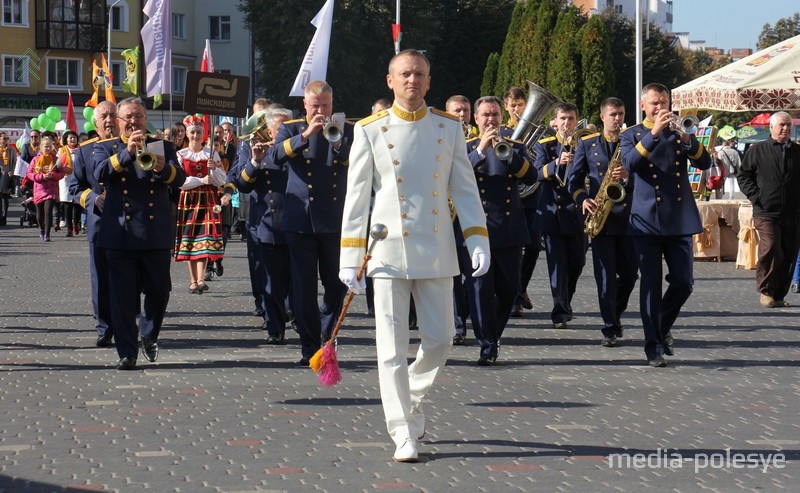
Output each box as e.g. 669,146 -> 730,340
82,107 -> 96,133
29,106 -> 62,133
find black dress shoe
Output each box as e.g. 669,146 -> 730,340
615,327 -> 624,338
215,260 -> 224,277
141,337 -> 159,362
509,305 -> 523,318
261,320 -> 269,331
648,355 -> 667,368
253,308 -> 265,317
452,334 -> 466,346
297,357 -> 311,366
663,332 -> 674,356
265,335 -> 285,345
519,291 -> 533,310
116,357 -> 137,370
477,356 -> 495,366
96,331 -> 114,347
600,335 -> 617,347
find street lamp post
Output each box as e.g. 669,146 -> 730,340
107,0 -> 122,68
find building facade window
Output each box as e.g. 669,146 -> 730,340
2,0 -> 28,26
172,12 -> 186,39
46,57 -> 82,89
108,0 -> 128,32
172,66 -> 187,94
110,60 -> 124,89
615,5 -> 623,14
209,15 -> 230,41
35,0 -> 105,51
2,55 -> 29,86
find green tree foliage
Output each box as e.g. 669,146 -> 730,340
493,0 -> 527,96
481,52 -> 500,97
757,13 -> 800,49
240,0 -> 514,117
503,0 -> 541,91
528,0 -> 562,88
580,15 -> 614,124
546,6 -> 584,111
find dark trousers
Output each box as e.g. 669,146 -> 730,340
590,234 -> 639,336
753,216 -> 800,301
256,242 -> 291,337
543,232 -> 587,324
632,235 -> 693,360
35,199 -> 54,236
245,229 -> 265,312
89,241 -> 112,336
460,245 -> 521,359
286,232 -> 347,358
453,246 -> 471,336
105,249 -> 171,360
0,193 -> 9,224
61,202 -> 80,231
518,206 -> 542,303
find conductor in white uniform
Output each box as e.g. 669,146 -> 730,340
339,49 -> 491,462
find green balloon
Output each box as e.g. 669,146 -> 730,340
46,106 -> 61,121
83,106 -> 94,121
29,117 -> 39,129
38,114 -> 51,128
83,121 -> 95,132
46,120 -> 56,132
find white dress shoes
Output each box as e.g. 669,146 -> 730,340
392,438 -> 419,462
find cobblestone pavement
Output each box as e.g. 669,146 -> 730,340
1,201 -> 798,493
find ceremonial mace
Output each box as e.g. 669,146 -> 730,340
309,223 -> 388,386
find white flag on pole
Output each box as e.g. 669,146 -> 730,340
289,0 -> 334,97
142,0 -> 172,97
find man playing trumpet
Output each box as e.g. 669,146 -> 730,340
567,97 -> 638,348
461,96 -> 536,365
93,97 -> 185,370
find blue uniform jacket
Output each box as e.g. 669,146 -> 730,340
271,118 -> 352,234
568,132 -> 634,236
234,140 -> 288,245
465,136 -> 535,248
68,137 -> 103,243
93,137 -> 185,250
532,134 -> 583,234
620,120 -> 710,236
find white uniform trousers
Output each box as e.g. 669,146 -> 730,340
373,277 -> 454,447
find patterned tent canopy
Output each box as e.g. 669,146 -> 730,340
672,34 -> 800,112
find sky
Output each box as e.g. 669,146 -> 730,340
670,0 -> 799,51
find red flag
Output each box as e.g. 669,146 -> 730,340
66,90 -> 78,133
200,39 -> 215,142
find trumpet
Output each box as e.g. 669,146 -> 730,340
555,119 -> 590,187
322,117 -> 343,143
488,125 -> 513,161
668,113 -> 699,137
135,139 -> 156,171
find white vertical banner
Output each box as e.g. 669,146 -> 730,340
142,0 -> 172,97
289,0 -> 334,97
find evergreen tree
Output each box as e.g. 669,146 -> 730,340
504,0 -> 541,90
757,13 -> 800,49
494,1 -> 527,95
481,52 -> 500,97
546,6 -> 584,111
528,0 -> 562,88
580,15 -> 614,125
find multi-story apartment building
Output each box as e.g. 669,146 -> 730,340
572,0 -> 674,33
1,0 -> 253,132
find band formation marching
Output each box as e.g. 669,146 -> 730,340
6,49 -> 800,463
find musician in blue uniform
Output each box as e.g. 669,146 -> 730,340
67,101 -> 119,347
461,96 -> 535,365
271,80 -> 352,365
568,97 -> 638,348
234,107 -> 293,344
93,97 -> 186,370
620,83 -> 710,368
532,102 -> 588,329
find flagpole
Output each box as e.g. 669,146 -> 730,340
395,0 -> 401,54
108,0 -> 122,67
635,0 -> 642,125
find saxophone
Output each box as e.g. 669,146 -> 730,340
584,145 -> 626,238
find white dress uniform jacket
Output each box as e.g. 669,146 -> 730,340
340,105 -> 490,274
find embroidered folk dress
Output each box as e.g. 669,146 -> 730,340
174,147 -> 226,261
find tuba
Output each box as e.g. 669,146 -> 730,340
584,144 -> 626,237
238,110 -> 271,144
511,81 -> 563,198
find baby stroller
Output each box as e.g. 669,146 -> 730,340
20,189 -> 37,227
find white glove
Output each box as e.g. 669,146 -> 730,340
471,252 -> 490,277
339,267 -> 366,295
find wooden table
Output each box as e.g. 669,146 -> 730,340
693,200 -> 750,262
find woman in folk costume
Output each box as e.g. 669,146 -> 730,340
26,132 -> 65,241
174,115 -> 226,294
57,130 -> 80,236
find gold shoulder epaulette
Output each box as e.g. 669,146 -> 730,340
79,137 -> 100,147
538,136 -> 557,144
430,108 -> 460,122
284,118 -> 304,125
620,126 -> 635,133
582,132 -> 601,141
97,136 -> 117,143
358,110 -> 389,126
